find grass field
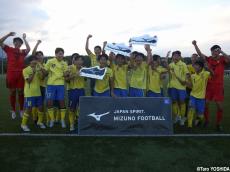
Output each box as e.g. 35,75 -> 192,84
0,74 -> 230,172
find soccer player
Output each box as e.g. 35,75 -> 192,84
21,57 -> 46,132
109,53 -> 129,97
0,32 -> 30,119
169,51 -> 189,126
184,60 -> 213,129
93,54 -> 115,97
129,50 -> 149,97
147,55 -> 168,97
66,53 -> 85,131
192,40 -> 230,131
41,48 -> 69,128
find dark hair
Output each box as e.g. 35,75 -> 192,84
136,52 -> 144,59
55,48 -> 64,54
13,37 -> 23,44
116,54 -> 125,59
152,54 -> 161,61
192,53 -> 198,57
98,53 -> 108,61
172,51 -> 181,57
94,46 -> 102,51
131,51 -> 139,58
35,51 -> 44,56
27,55 -> 37,63
194,60 -> 204,68
71,53 -> 81,61
210,45 -> 221,52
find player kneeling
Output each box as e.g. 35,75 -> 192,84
21,57 -> 46,132
185,60 -> 213,130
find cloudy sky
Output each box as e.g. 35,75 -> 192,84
0,0 -> 230,57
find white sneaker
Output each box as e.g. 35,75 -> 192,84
20,111 -> 24,118
174,116 -> 181,124
61,120 -> 66,128
49,120 -> 54,128
11,111 -> 16,119
180,117 -> 186,126
37,122 -> 46,129
70,124 -> 75,131
21,125 -> 30,132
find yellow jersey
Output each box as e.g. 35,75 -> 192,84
169,60 -> 189,90
23,66 -> 41,97
187,64 -> 195,75
111,64 -> 128,90
191,70 -> 210,99
94,67 -> 113,93
89,52 -> 99,67
66,64 -> 85,90
37,62 -> 46,87
45,58 -> 68,85
130,62 -> 147,89
148,66 -> 168,93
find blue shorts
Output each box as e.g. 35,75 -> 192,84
160,88 -> 164,97
24,96 -> 43,109
129,87 -> 144,97
170,88 -> 187,102
93,90 -> 110,97
147,91 -> 162,97
46,85 -> 65,101
189,96 -> 205,114
167,88 -> 172,97
68,89 -> 85,110
40,86 -> 46,102
114,88 -> 128,97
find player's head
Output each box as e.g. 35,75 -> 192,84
194,60 -> 204,73
35,51 -> 44,63
98,53 -> 108,68
116,54 -> 125,66
131,51 -> 139,59
28,56 -> 37,68
210,45 -> 221,58
55,48 -> 64,61
152,54 -> 161,65
191,53 -> 198,64
94,46 -> 102,56
135,52 -> 144,66
13,37 -> 23,49
72,53 -> 83,67
172,51 -> 181,63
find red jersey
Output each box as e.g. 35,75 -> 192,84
206,56 -> 226,85
3,45 -> 28,72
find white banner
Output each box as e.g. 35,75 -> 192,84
105,43 -> 132,56
129,35 -> 158,46
79,66 -> 107,80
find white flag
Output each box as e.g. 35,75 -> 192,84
129,35 -> 158,46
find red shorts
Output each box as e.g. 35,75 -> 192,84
6,71 -> 25,89
206,83 -> 224,102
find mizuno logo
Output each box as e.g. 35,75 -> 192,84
87,112 -> 110,121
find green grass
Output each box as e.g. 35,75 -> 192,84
0,74 -> 230,172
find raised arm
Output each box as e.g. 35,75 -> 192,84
85,34 -> 93,55
102,41 -> 107,54
22,33 -> 30,54
32,40 -> 42,56
192,40 -> 207,60
0,32 -> 16,48
144,44 -> 153,65
219,49 -> 230,64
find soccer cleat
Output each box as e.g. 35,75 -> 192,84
70,124 -> 75,131
180,117 -> 186,126
49,120 -> 54,128
174,116 -> 181,124
21,125 -> 30,132
61,120 -> 66,128
11,111 -> 16,119
20,111 -> 24,118
37,122 -> 46,129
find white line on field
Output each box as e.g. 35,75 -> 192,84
1,133 -> 230,137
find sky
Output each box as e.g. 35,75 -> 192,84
0,0 -> 230,57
